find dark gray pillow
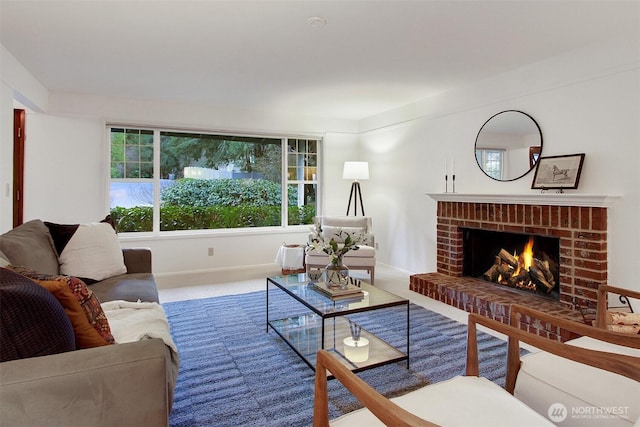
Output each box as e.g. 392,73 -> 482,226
0,268 -> 76,362
0,220 -> 59,275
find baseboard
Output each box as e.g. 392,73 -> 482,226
155,263 -> 282,289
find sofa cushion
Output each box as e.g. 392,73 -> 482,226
0,220 -> 59,275
7,266 -> 115,345
0,268 -> 76,362
45,221 -> 126,282
0,250 -> 9,267
88,273 -> 159,304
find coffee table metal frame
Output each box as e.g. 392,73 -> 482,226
266,274 -> 409,373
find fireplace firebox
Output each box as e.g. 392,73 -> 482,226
462,228 -> 560,300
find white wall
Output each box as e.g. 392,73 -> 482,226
0,82 -> 14,232
359,38 -> 640,294
0,62 -> 361,282
0,46 -> 49,230
2,38 -> 639,294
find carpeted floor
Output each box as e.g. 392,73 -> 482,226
164,290 -> 522,427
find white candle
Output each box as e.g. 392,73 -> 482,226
453,158 -> 456,175
444,155 -> 447,175
344,337 -> 369,363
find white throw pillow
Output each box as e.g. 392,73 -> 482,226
58,223 -> 127,281
322,226 -> 365,243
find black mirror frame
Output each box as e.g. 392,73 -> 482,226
475,110 -> 543,182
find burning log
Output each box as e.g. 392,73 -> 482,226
498,249 -> 518,268
483,256 -> 515,282
484,264 -> 500,282
529,266 -> 554,293
484,256 -> 502,281
484,244 -> 557,295
509,273 -> 529,288
535,258 -> 555,285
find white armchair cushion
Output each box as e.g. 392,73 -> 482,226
331,376 -> 553,426
514,336 -> 640,426
321,226 -> 366,243
319,216 -> 370,233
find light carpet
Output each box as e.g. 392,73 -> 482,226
164,290 -> 522,426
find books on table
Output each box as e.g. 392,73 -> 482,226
310,281 -> 364,301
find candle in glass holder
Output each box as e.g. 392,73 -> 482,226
343,337 -> 369,362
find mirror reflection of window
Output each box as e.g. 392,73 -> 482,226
476,149 -> 504,180
474,110 -> 542,181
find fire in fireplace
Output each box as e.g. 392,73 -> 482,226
462,228 -> 560,300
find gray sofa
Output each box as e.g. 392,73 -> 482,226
0,220 -> 176,427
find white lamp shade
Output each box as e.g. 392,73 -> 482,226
343,161 -> 369,180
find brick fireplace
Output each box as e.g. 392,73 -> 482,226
410,194 -> 615,340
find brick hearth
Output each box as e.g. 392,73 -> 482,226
410,273 -> 582,341
410,199 -> 609,340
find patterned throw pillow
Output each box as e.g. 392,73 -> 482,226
606,311 -> 640,335
7,266 -> 115,345
36,276 -> 111,348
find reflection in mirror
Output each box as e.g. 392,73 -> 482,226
475,110 -> 543,181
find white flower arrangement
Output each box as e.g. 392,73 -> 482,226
308,224 -> 369,266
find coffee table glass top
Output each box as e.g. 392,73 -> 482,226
267,273 -> 407,316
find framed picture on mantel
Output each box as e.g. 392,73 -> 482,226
531,153 -> 585,190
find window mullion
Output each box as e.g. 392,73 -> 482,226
282,137 -> 288,227
153,130 -> 161,233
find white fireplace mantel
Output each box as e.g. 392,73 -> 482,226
426,193 -> 620,208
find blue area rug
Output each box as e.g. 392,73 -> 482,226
164,290 -> 521,426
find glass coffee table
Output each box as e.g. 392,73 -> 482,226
266,274 -> 409,373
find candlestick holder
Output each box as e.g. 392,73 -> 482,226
452,174 -> 456,193
445,174 -> 449,193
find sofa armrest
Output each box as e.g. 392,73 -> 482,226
123,247 -> 152,274
0,338 -> 169,427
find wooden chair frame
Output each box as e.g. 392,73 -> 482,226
507,302 -> 640,393
595,285 -> 640,329
313,307 -> 640,427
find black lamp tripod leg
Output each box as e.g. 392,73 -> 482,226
346,182 -> 365,216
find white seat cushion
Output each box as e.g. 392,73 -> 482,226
514,336 -> 640,426
330,376 -> 553,427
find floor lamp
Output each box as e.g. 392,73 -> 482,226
343,161 -> 369,216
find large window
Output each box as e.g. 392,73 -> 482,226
109,126 -> 319,232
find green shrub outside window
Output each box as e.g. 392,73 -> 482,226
109,128 -> 318,232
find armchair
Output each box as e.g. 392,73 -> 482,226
313,309 -> 640,426
510,288 -> 640,426
305,216 -> 376,284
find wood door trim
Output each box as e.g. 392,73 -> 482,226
13,109 -> 25,227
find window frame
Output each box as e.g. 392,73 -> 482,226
107,124 -> 322,235
475,148 -> 505,181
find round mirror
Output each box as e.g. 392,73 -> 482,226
475,110 -> 543,181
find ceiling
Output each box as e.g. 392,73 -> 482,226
1,1 -> 638,121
